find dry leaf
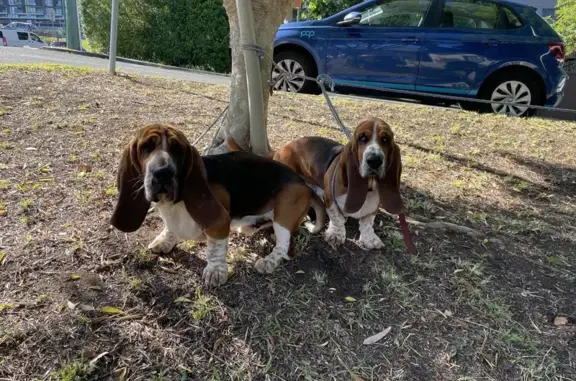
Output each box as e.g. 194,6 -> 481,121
70,274 -> 81,280
0,303 -> 14,311
554,316 -> 568,326
363,326 -> 392,345
88,351 -> 109,370
174,297 -> 193,304
295,270 -> 305,274
344,296 -> 357,302
117,367 -> 128,381
67,300 -> 77,310
160,266 -> 177,274
78,304 -> 95,312
0,210 -> 6,215
0,252 -> 5,264
88,285 -> 102,291
97,306 -> 125,315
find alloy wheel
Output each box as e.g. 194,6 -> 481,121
490,80 -> 532,116
272,59 -> 306,93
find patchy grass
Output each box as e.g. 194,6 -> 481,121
0,64 -> 575,380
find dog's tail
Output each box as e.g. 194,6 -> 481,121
226,137 -> 275,158
304,191 -> 327,234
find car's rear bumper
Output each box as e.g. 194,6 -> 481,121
544,74 -> 567,108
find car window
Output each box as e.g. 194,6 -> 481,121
17,32 -> 28,41
440,0 -> 522,29
30,34 -> 41,42
359,0 -> 433,27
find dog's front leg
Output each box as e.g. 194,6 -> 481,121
148,227 -> 180,254
358,213 -> 385,250
255,222 -> 292,274
325,203 -> 347,246
202,237 -> 229,286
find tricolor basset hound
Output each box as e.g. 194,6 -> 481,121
273,117 -> 404,250
110,124 -> 326,286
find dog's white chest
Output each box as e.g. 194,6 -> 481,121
336,189 -> 380,219
155,201 -> 204,240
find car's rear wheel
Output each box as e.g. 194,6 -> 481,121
472,73 -> 543,117
271,51 -> 317,94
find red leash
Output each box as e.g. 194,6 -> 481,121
398,213 -> 417,254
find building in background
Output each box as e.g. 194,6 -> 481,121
0,0 -> 65,29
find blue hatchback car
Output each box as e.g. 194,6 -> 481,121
272,0 -> 567,116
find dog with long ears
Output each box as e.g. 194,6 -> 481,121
110,123 -> 326,286
271,117 -> 406,249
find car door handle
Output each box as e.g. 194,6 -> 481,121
482,39 -> 499,46
402,37 -> 420,43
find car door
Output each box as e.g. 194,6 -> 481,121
415,0 -> 525,95
324,0 -> 434,90
15,31 -> 30,47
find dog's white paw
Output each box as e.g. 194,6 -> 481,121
325,227 -> 346,247
202,263 -> 229,286
255,257 -> 278,274
148,233 -> 177,254
359,232 -> 385,250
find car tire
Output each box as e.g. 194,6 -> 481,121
271,51 -> 318,94
474,72 -> 544,117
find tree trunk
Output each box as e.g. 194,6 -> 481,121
209,0 -> 295,154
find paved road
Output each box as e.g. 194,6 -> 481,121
0,47 -> 231,85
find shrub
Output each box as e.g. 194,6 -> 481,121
79,0 -> 230,73
554,0 -> 576,56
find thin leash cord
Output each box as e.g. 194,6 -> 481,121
191,105 -> 228,148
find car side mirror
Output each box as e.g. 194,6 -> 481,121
337,11 -> 362,26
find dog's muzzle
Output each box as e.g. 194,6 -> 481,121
147,165 -> 177,202
365,153 -> 384,176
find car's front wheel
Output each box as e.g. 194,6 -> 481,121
472,73 -> 543,117
271,51 -> 317,94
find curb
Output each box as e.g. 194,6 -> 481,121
40,46 -> 231,78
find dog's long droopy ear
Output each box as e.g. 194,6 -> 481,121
180,145 -> 230,239
110,140 -> 151,232
342,143 -> 369,214
378,142 -> 404,215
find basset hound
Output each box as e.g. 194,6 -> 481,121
110,123 -> 326,286
273,117 -> 405,250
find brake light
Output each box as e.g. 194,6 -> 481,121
549,42 -> 565,63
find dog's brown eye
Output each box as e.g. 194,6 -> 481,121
170,144 -> 182,157
141,141 -> 155,154
359,134 -> 369,144
381,136 -> 389,144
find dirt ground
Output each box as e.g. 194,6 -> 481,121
0,64 -> 575,381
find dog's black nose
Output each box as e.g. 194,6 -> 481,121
366,155 -> 383,170
152,166 -> 175,182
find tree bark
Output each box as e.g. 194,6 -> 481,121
209,0 -> 295,154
